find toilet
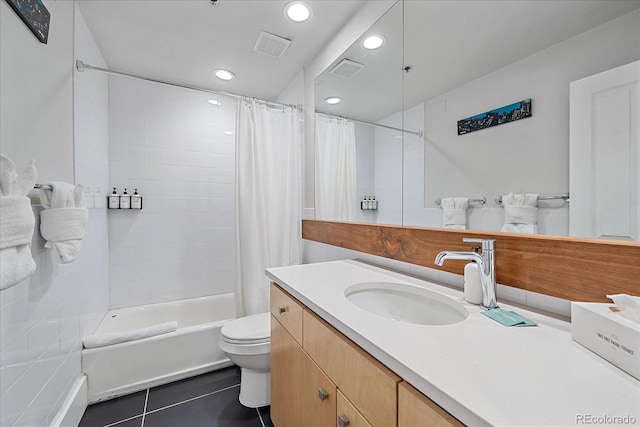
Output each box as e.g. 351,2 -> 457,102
219,312 -> 271,408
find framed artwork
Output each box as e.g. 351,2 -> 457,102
458,99 -> 532,135
5,0 -> 51,44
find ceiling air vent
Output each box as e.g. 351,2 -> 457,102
329,59 -> 364,78
253,31 -> 291,58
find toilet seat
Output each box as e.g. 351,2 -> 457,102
221,312 -> 270,345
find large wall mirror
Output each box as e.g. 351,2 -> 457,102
314,0 -> 640,240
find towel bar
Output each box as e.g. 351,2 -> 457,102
434,197 -> 486,207
495,193 -> 569,204
34,183 -> 53,191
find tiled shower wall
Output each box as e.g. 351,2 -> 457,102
108,76 -> 237,308
0,4 -> 110,425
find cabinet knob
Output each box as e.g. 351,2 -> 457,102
318,388 -> 329,401
278,306 -> 287,314
337,415 -> 350,427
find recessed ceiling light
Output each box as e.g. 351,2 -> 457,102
215,69 -> 235,81
208,99 -> 221,106
363,35 -> 385,50
284,1 -> 312,23
224,131 -> 234,135
325,97 -> 341,105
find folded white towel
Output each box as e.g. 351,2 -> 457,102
0,155 -> 37,290
83,321 -> 178,349
441,197 -> 469,229
501,193 -> 539,234
39,182 -> 88,263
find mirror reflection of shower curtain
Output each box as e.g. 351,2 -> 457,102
315,115 -> 356,221
235,99 -> 302,316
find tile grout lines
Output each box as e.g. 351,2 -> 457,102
103,382 -> 242,427
257,408 -> 266,427
143,383 -> 241,416
141,388 -> 150,427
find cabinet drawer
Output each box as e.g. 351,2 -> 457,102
337,390 -> 372,427
270,283 -> 303,344
398,382 -> 464,427
303,310 -> 400,427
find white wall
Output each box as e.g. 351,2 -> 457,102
0,0 -> 74,183
0,3 -> 110,425
74,4 -> 111,334
421,8 -> 640,235
108,76 -> 237,308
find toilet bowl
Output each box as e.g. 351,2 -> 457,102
219,312 -> 271,408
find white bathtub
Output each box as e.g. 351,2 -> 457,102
82,293 -> 237,403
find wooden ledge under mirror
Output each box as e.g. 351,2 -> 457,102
302,220 -> 640,303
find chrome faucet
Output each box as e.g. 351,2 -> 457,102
435,238 -> 498,310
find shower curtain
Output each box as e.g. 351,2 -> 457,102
235,99 -> 302,316
314,115 -> 356,221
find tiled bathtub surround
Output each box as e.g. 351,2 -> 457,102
0,5 -> 110,426
108,76 -> 237,308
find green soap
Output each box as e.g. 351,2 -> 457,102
481,308 -> 538,327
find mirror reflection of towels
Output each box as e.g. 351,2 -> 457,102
501,193 -> 538,234
441,197 -> 469,229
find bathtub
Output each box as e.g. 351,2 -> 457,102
82,293 -> 236,403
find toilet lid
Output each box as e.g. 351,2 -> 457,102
221,312 -> 270,344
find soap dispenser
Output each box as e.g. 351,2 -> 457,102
130,188 -> 143,209
120,188 -> 131,209
108,188 -> 120,209
464,246 -> 483,304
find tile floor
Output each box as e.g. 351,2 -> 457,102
79,366 -> 273,427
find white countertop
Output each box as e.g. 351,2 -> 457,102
266,260 -> 640,427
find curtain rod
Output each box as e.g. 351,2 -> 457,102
315,111 -> 423,138
75,60 -> 301,110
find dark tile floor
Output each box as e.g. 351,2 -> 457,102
79,366 -> 274,427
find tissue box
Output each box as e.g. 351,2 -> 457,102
571,302 -> 640,380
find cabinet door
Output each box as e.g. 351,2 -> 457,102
299,349 -> 336,427
271,315 -> 302,427
272,314 -> 336,427
303,309 -> 400,427
337,390 -> 372,427
398,382 -> 464,427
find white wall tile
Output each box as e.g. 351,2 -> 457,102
109,76 -> 237,308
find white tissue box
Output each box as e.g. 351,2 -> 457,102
571,302 -> 640,380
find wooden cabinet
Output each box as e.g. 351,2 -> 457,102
270,284 -> 303,344
399,382 -> 464,427
271,314 -> 336,427
337,390 -> 372,427
303,309 -> 400,427
270,283 -> 463,427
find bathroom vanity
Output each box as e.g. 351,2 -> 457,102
267,260 -> 640,427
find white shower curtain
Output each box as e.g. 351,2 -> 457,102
235,99 -> 302,316
315,115 -> 357,221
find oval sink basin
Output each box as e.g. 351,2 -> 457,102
345,282 -> 468,326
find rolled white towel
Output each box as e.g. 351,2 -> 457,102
39,183 -> 88,263
501,193 -> 538,234
0,197 -> 36,290
441,197 -> 469,229
83,321 -> 178,349
0,155 -> 37,290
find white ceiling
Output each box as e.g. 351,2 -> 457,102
78,0 -> 640,117
77,0 -> 365,102
315,0 -> 640,122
